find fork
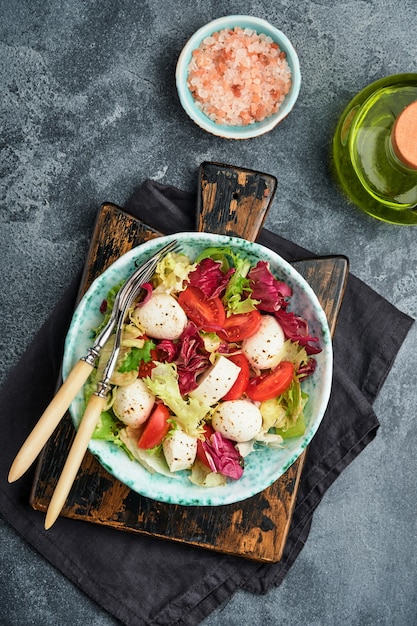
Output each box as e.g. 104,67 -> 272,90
8,239 -> 178,485
43,239 -> 181,528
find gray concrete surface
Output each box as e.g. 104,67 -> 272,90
1,1 -> 416,624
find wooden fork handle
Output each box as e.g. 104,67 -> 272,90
8,359 -> 93,483
44,393 -> 106,529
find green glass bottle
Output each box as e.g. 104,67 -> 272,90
332,73 -> 417,225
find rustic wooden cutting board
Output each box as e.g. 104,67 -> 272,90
30,162 -> 348,563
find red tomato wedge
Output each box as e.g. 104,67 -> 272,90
221,310 -> 262,341
246,361 -> 294,402
221,353 -> 250,401
137,404 -> 171,449
178,286 -> 226,332
196,424 -> 215,467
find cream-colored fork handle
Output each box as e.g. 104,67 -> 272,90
8,359 -> 93,483
44,393 -> 105,530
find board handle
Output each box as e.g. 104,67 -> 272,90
197,161 -> 277,241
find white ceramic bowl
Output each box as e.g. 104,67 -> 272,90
63,233 -> 332,506
175,16 -> 301,139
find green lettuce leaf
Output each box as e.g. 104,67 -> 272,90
118,340 -> 156,373
145,362 -> 209,437
275,413 -> 306,439
92,410 -> 127,449
259,379 -> 308,439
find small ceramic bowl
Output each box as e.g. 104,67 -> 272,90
175,15 -> 301,139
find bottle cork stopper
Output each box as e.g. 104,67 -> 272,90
392,101 -> 417,169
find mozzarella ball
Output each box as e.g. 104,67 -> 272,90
113,379 -> 155,427
163,428 -> 197,472
212,400 -> 262,443
242,315 -> 285,370
189,356 -> 241,405
133,293 -> 187,339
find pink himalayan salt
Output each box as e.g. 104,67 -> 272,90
187,26 -> 292,127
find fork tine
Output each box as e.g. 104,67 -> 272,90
134,239 -> 179,272
117,240 -> 181,311
126,240 -> 179,285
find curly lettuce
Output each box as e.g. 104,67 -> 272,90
152,251 -> 195,294
144,362 -> 209,437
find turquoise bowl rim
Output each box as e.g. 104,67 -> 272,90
175,15 -> 301,139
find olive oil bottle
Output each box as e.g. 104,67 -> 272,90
332,74 -> 417,225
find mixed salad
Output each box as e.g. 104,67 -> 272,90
87,246 -> 321,488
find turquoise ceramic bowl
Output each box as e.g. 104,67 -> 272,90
63,233 -> 332,506
175,16 -> 301,139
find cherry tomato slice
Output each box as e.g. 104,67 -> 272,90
137,404 -> 171,449
178,286 -> 226,332
221,353 -> 250,401
196,424 -> 215,468
246,361 -> 294,402
221,310 -> 262,341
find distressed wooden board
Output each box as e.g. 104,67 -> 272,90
197,161 -> 276,238
30,164 -> 348,562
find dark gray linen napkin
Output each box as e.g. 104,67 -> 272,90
1,180 -> 413,626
